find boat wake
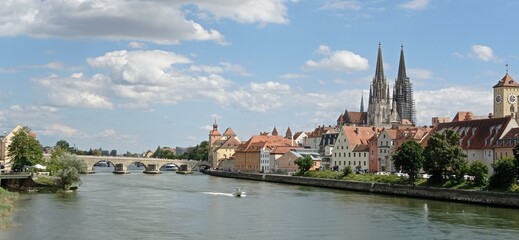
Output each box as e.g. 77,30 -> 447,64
202,192 -> 246,197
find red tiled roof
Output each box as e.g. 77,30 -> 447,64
433,116 -> 515,149
493,74 -> 519,88
222,127 -> 237,137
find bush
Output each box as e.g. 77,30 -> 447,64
342,166 -> 352,177
467,160 -> 488,186
489,157 -> 516,190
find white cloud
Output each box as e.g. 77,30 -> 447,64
190,62 -> 250,76
128,42 -> 146,49
0,1 -> 292,45
400,0 -> 430,10
39,124 -> 86,138
190,0 -> 289,25
407,68 -> 433,80
471,45 -> 500,62
305,45 -> 369,72
320,1 -> 361,11
35,73 -> 114,109
414,87 -> 491,125
226,81 -> 293,112
279,73 -> 309,79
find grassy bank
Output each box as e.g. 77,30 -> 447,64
303,170 -> 519,192
0,187 -> 18,228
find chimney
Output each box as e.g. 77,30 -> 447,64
488,113 -> 493,119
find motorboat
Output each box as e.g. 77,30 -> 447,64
162,163 -> 178,171
233,187 -> 243,197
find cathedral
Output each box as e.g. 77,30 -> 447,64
367,44 -> 415,127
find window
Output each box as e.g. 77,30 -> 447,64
354,153 -> 356,157
349,152 -> 351,157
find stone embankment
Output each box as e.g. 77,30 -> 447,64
207,170 -> 519,208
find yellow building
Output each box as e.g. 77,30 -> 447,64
0,125 -> 23,172
493,72 -> 519,118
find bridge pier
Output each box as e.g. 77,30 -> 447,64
81,166 -> 96,174
113,163 -> 129,174
143,164 -> 162,174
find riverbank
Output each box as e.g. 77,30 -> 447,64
0,187 -> 18,228
207,170 -> 519,208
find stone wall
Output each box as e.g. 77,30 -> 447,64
207,170 -> 519,208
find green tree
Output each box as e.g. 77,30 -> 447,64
55,140 -> 70,152
180,141 -> 209,160
294,155 -> 314,175
467,160 -> 488,187
423,129 -> 467,184
342,166 -> 352,177
8,127 -> 43,172
489,157 -> 517,190
392,141 -> 424,183
109,149 -> 117,157
53,152 -> 87,190
512,143 -> 519,178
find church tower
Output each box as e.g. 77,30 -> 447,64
367,43 -> 398,126
208,119 -> 221,161
393,45 -> 416,124
493,67 -> 519,118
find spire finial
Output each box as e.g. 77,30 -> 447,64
401,44 -> 404,49
378,42 -> 381,48
506,64 -> 509,74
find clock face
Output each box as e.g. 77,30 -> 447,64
495,94 -> 502,104
508,94 -> 517,104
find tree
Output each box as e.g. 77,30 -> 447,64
489,157 -> 516,190
180,141 -> 209,160
110,149 -> 117,157
512,143 -> 519,178
53,152 -> 87,190
423,129 -> 467,184
294,155 -> 314,174
467,160 -> 488,187
392,141 -> 424,183
55,140 -> 70,152
8,127 -> 43,172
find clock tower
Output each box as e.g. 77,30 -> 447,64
493,71 -> 519,118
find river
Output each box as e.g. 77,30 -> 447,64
1,166 -> 519,240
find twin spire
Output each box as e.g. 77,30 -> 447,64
367,43 -> 415,126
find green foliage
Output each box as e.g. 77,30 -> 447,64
180,141 -> 209,160
423,129 -> 467,184
55,140 -> 70,152
467,160 -> 488,186
8,127 -> 43,172
513,143 -> 519,178
392,141 -> 424,183
303,170 -> 343,179
489,157 -> 517,190
109,149 -> 117,156
53,152 -> 87,190
342,166 -> 353,177
294,155 -> 314,174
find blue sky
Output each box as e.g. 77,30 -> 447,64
0,0 -> 516,153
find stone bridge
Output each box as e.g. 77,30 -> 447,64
44,154 -> 212,174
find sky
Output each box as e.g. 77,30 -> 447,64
0,0 -> 517,153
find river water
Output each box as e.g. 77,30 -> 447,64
1,167 -> 519,240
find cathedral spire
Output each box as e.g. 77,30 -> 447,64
375,42 -> 385,84
397,44 -> 407,83
360,93 -> 364,112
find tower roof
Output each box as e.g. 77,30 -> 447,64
375,43 -> 385,81
222,127 -> 237,137
272,127 -> 278,136
396,45 -> 407,82
493,73 -> 519,88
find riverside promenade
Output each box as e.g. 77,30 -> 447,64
207,170 -> 519,208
